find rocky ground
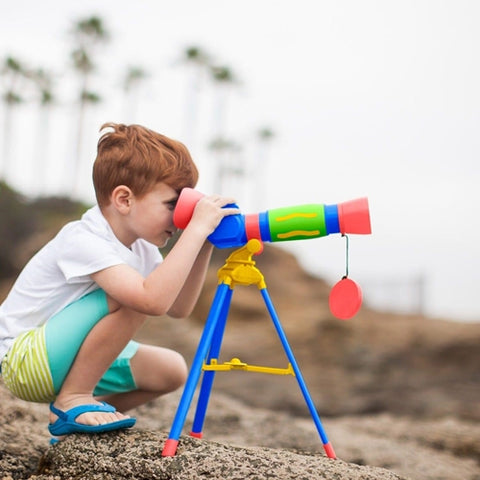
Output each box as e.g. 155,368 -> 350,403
1,245 -> 479,479
1,382 -> 479,480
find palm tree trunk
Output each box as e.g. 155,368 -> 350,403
33,106 -> 51,196
72,72 -> 88,197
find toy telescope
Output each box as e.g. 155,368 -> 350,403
173,188 -> 372,249
163,189 -> 373,458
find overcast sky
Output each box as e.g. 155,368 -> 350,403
1,0 -> 479,321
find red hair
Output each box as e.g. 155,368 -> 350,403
93,123 -> 198,207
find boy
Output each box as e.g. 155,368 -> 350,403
0,123 -> 238,436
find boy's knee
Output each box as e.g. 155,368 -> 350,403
132,346 -> 187,394
157,349 -> 188,393
160,350 -> 188,392
171,351 -> 188,389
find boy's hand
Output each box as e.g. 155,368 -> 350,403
188,195 -> 240,237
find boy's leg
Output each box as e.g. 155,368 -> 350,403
47,290 -> 187,427
97,344 -> 188,413
48,295 -> 146,427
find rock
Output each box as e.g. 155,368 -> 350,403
36,431 -> 407,480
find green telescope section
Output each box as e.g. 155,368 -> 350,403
266,204 -> 330,242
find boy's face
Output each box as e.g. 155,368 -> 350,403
127,182 -> 179,248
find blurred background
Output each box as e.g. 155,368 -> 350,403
1,0 -> 479,321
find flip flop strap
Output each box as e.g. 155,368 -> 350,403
49,401 -> 115,421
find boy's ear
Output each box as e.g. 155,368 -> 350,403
111,185 -> 133,213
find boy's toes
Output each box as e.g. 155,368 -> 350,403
77,410 -> 130,426
48,401 -> 136,436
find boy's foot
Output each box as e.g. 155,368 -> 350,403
49,395 -> 130,426
48,398 -> 136,436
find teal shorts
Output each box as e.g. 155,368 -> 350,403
2,289 -> 139,403
45,289 -> 139,397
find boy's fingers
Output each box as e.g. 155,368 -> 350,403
222,207 -> 240,216
202,194 -> 236,204
220,197 -> 237,206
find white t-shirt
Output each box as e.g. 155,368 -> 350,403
0,205 -> 163,360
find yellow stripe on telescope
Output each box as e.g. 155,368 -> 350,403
275,212 -> 319,222
277,230 -> 321,239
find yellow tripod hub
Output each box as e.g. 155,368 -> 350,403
217,239 -> 266,289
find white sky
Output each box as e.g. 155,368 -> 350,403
1,0 -> 479,321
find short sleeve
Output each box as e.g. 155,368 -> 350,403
56,230 -> 127,283
131,239 -> 163,276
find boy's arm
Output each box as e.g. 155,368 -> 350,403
166,240 -> 214,318
91,195 -> 236,316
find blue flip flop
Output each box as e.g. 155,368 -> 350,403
48,401 -> 136,436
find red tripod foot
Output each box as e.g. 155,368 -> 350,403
323,442 -> 336,459
162,438 -> 179,457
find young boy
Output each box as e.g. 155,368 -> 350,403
0,123 -> 238,436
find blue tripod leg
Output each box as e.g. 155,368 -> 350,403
162,283 -> 231,456
260,287 -> 337,459
190,285 -> 233,437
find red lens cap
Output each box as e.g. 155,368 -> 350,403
329,277 -> 363,320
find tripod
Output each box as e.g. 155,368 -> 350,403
161,239 -> 336,459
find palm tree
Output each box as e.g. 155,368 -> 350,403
208,136 -> 243,196
253,127 -> 275,208
0,56 -> 27,182
31,68 -> 55,196
208,65 -> 243,195
122,66 -> 148,123
209,65 -> 237,138
180,46 -> 211,146
258,127 -> 274,142
69,16 -> 109,196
